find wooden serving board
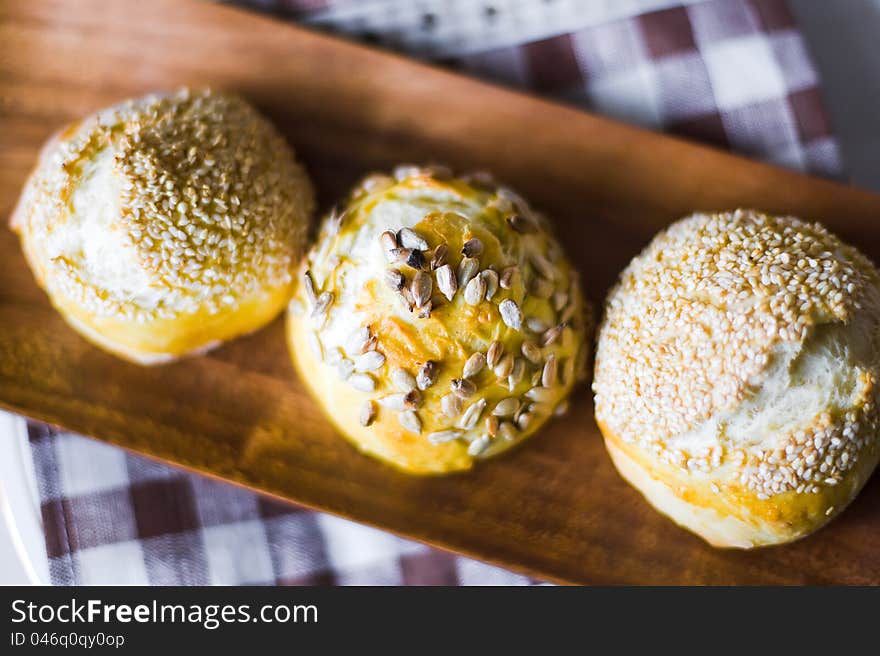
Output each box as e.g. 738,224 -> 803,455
3,0 -> 880,585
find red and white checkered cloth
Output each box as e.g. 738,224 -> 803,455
23,0 -> 842,585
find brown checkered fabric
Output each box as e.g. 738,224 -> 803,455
24,0 -> 842,585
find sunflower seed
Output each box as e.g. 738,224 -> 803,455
457,257 -> 480,288
530,276 -> 554,300
485,415 -> 499,437
458,398 -> 487,430
346,327 -> 371,355
531,252 -> 557,281
468,435 -> 490,456
521,341 -> 542,364
396,286 -> 414,311
416,301 -> 432,318
302,270 -> 318,307
435,264 -> 457,301
391,367 -> 417,392
380,231 -> 399,260
431,244 -> 449,269
364,335 -> 378,351
326,205 -> 345,235
493,353 -> 514,378
509,358 -> 526,391
428,430 -> 463,445
360,174 -> 392,194
406,249 -> 426,270
554,399 -> 570,416
562,357 -> 576,386
393,164 -> 421,181
561,302 -> 580,324
441,393 -> 463,417
462,237 -> 484,258
542,324 -> 564,346
355,350 -> 385,372
516,412 -> 533,432
309,292 -> 332,318
499,299 -> 523,330
349,373 -> 376,392
552,291 -> 568,312
486,341 -> 503,368
500,267 -> 519,290
492,397 -> 519,417
464,275 -> 487,305
404,390 -> 423,409
379,394 -> 408,411
360,401 -> 377,427
307,332 -> 323,360
288,298 -> 306,317
451,378 -> 477,399
385,269 -> 405,291
526,386 -> 554,402
399,228 -> 428,251
398,410 -> 422,434
463,352 -> 486,378
542,354 -> 558,387
530,370 -> 543,387
497,421 -> 516,441
412,271 -> 432,308
507,214 -> 538,234
417,361 -> 439,390
480,269 -> 499,300
336,359 -> 355,380
463,170 -> 496,189
527,317 -> 550,334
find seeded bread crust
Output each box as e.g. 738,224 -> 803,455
287,166 -> 591,474
11,88 -> 314,364
594,210 -> 880,547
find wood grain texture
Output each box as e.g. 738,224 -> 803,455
2,0 -> 880,584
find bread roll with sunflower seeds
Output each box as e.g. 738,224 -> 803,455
593,209 -> 880,548
287,166 -> 591,474
11,88 -> 314,364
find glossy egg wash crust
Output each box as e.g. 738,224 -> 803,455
594,210 -> 880,547
287,166 -> 591,474
12,88 -> 314,363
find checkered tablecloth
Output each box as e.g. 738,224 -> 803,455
23,0 -> 842,585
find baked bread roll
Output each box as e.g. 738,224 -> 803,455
594,209 -> 880,547
287,166 -> 590,474
11,88 -> 314,364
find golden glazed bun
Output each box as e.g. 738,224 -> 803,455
11,88 -> 314,364
287,166 -> 591,474
594,210 -> 880,548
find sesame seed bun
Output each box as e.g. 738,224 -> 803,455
593,210 -> 880,547
287,166 -> 591,474
11,88 -> 314,364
